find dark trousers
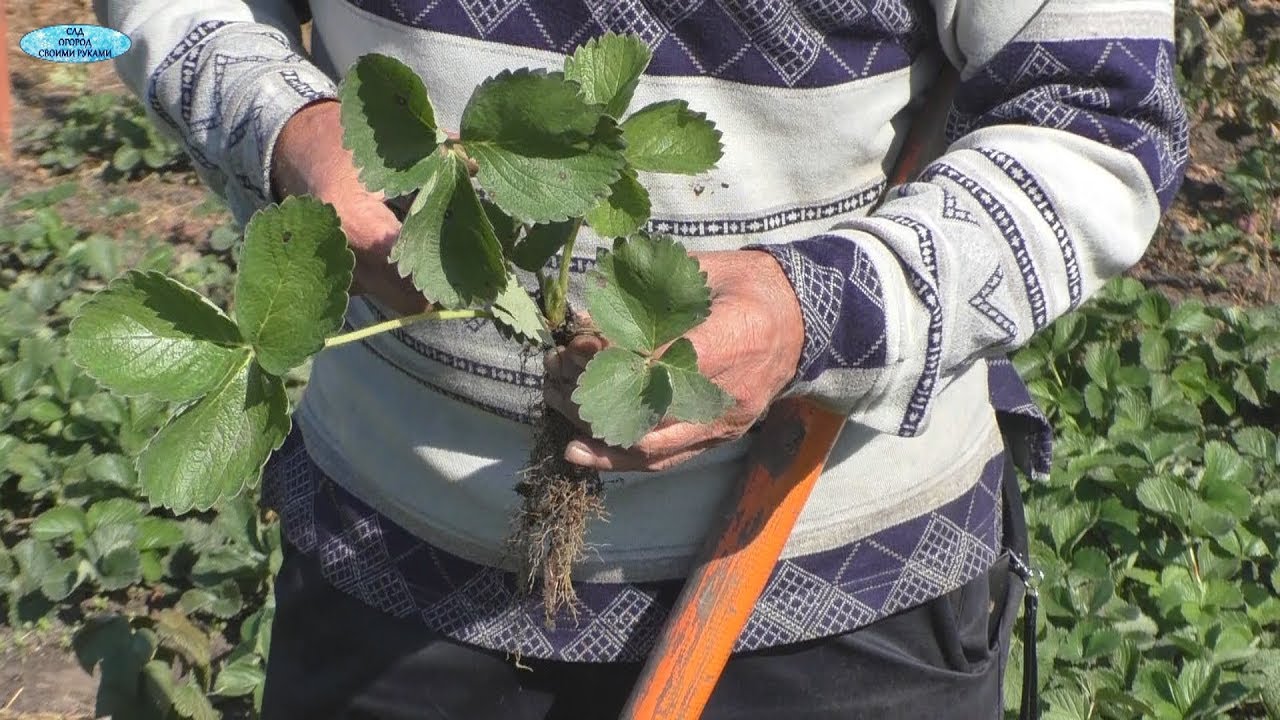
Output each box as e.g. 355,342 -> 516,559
261,465 -> 1029,719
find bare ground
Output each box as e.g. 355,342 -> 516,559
0,624 -> 93,720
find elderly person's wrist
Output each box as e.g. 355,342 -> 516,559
270,99 -> 349,200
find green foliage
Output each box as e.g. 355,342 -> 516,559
491,275 -> 552,346
392,151 -> 507,308
70,197 -> 353,514
7,17 -> 1274,719
573,347 -> 666,447
22,93 -> 187,178
1176,1 -> 1280,133
2,185 -> 281,719
334,38 -> 729,441
586,170 -> 652,239
339,54 -> 448,197
68,272 -> 247,402
5,40 -> 729,714
460,68 -> 628,224
137,357 -> 288,513
1008,278 -> 1280,719
563,32 -> 652,117
1173,0 -> 1279,292
573,236 -> 732,445
620,100 -> 723,175
234,197 -> 354,374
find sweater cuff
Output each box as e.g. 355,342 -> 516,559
748,236 -> 890,406
222,63 -> 338,224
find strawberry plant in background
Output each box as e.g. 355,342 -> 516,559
1,185 -> 281,719
22,93 -> 188,178
1007,279 -> 1280,719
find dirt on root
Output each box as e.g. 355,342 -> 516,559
511,404 -> 606,625
509,320 -> 607,625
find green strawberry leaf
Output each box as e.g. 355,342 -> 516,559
461,69 -> 626,223
171,679 -> 219,720
491,275 -> 551,346
653,338 -> 733,423
482,199 -> 520,257
1083,343 -> 1120,390
31,505 -> 89,544
572,347 -> 670,447
234,197 -> 354,376
213,656 -> 265,698
620,100 -> 723,174
339,53 -> 447,196
512,221 -> 576,273
68,271 -> 245,403
1136,475 -> 1193,519
393,152 -> 507,308
585,234 -> 711,355
138,354 -> 289,513
563,32 -> 652,118
585,170 -> 651,238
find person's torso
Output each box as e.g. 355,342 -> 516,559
294,0 -> 1002,580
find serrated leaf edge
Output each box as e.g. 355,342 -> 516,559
338,53 -> 447,195
621,99 -> 725,175
134,353 -> 290,514
66,269 -> 246,401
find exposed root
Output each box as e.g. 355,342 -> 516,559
510,403 -> 605,627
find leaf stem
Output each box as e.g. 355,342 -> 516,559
324,308 -> 493,348
547,218 -> 584,328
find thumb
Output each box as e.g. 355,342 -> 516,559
565,312 -> 605,357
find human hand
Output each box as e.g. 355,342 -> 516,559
544,250 -> 805,472
271,100 -> 427,314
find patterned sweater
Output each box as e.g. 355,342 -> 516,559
101,0 -> 1187,660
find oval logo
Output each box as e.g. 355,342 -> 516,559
19,25 -> 132,64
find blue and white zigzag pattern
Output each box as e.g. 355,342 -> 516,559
948,38 -> 1190,210
922,162 -> 1049,330
344,0 -> 931,88
969,266 -> 1016,344
261,429 -> 1006,661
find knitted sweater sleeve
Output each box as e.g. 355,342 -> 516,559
95,0 -> 338,225
757,0 -> 1189,436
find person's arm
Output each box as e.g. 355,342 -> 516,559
551,0 -> 1188,472
98,0 -> 343,226
98,1 -> 425,312
760,0 -> 1188,435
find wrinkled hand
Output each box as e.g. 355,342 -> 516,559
544,250 -> 805,472
271,100 -> 426,314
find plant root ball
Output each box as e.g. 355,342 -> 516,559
510,402 -> 605,626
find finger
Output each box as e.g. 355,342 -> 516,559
541,352 -> 591,432
564,433 -> 723,472
563,420 -> 720,470
566,332 -> 605,357
543,347 -> 589,383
